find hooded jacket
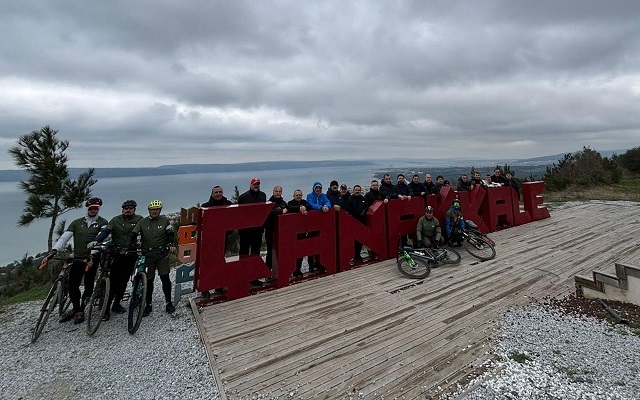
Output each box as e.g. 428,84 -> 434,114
306,182 -> 331,210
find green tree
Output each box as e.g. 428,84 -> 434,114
8,126 -> 97,251
614,146 -> 640,175
544,146 -> 622,190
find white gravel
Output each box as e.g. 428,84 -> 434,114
0,271 -> 219,400
445,304 -> 640,400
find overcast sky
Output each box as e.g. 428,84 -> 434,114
1,1 -> 639,169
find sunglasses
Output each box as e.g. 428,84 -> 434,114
88,206 -> 100,211
123,206 -> 135,210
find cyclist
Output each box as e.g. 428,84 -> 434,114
49,197 -> 108,324
416,206 -> 442,249
445,199 -> 466,246
90,199 -> 143,321
128,200 -> 176,316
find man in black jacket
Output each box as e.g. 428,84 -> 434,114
408,174 -> 427,197
365,179 -> 388,208
326,180 -> 343,210
394,174 -> 412,201
265,185 -> 288,270
200,186 -> 233,297
424,173 -> 438,195
379,174 -> 398,200
238,177 -> 267,256
202,186 -> 233,207
345,185 -> 368,263
287,189 -> 312,277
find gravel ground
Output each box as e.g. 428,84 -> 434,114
0,270 -> 219,400
2,264 -> 640,399
443,296 -> 640,400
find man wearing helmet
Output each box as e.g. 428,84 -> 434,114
445,200 -> 466,246
50,197 -> 108,324
416,206 -> 442,249
91,200 -> 143,320
128,200 -> 177,316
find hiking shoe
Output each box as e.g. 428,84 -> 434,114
111,303 -> 126,314
165,302 -> 176,314
292,270 -> 303,278
143,305 -> 152,317
59,310 -> 75,323
73,312 -> 85,324
201,290 -> 211,298
353,256 -> 364,263
102,311 -> 111,321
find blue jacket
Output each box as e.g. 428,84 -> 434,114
444,206 -> 466,236
307,181 -> 331,210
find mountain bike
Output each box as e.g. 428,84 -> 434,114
128,250 -> 148,335
31,254 -> 73,343
464,220 -> 496,246
85,242 -> 122,336
455,228 -> 496,261
396,238 -> 431,279
408,245 -> 462,266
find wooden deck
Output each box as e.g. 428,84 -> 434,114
191,201 -> 640,399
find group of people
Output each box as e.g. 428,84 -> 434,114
203,168 -> 516,278
46,167 -> 516,322
46,198 -> 176,325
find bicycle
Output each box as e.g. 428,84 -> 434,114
396,238 -> 431,279
31,254 -> 73,343
455,228 -> 496,261
408,244 -> 462,266
85,242 -> 122,336
464,220 -> 496,246
128,250 -> 148,335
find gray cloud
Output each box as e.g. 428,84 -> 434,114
1,0 -> 639,168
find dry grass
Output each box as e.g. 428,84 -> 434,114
543,180 -> 640,203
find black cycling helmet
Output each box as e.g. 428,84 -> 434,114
121,199 -> 137,208
85,197 -> 103,207
425,206 -> 434,213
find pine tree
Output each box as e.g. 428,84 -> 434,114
8,126 -> 97,251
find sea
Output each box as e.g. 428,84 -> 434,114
1,163 -> 402,266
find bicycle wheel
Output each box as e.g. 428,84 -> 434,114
86,275 -> 110,336
397,257 -> 431,279
32,281 -> 61,343
128,272 -> 147,335
437,248 -> 462,264
464,236 -> 496,261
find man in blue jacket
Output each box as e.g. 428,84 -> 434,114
307,182 -> 331,212
305,182 -> 330,273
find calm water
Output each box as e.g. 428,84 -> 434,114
1,164 -> 386,265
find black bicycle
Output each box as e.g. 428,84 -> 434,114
409,245 -> 462,266
31,254 -> 73,343
456,228 -> 496,261
464,220 -> 496,246
128,251 -> 148,335
85,242 -> 122,336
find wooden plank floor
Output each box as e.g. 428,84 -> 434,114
193,201 -> 640,399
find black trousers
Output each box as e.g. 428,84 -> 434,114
239,227 -> 263,255
68,254 -> 100,313
108,253 -> 137,307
